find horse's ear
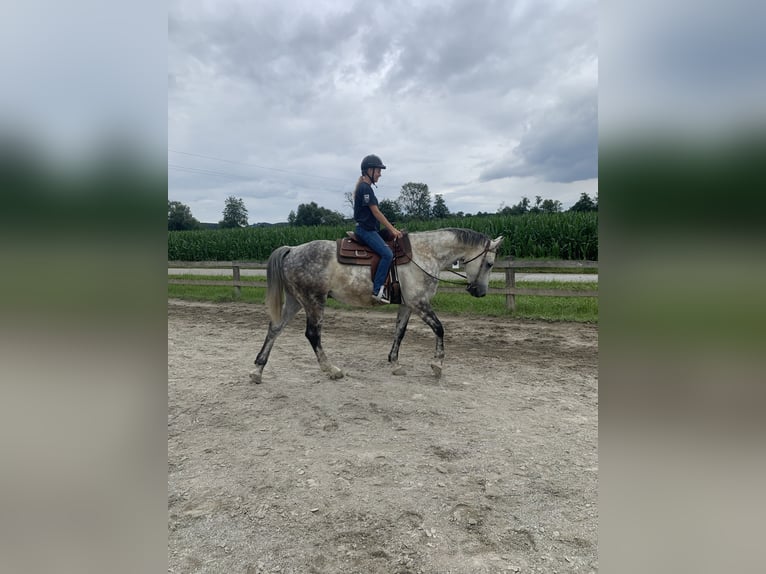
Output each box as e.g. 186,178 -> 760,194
489,236 -> 504,251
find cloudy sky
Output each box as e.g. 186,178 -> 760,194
169,0 -> 597,224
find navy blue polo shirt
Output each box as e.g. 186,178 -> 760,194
353,182 -> 380,231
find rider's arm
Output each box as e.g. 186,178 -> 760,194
370,205 -> 403,238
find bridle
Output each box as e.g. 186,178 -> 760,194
397,240 -> 492,286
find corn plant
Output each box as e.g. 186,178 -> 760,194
168,213 -> 597,261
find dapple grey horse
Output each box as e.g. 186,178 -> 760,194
250,228 -> 503,383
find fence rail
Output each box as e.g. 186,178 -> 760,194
168,259 -> 598,310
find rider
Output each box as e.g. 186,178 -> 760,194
353,154 -> 403,304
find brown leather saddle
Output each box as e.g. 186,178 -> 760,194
336,231 -> 412,302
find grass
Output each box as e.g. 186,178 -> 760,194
433,280 -> 597,322
168,274 -> 598,323
508,266 -> 598,274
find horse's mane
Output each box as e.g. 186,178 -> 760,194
442,227 -> 489,248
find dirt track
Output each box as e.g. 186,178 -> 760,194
168,299 -> 598,573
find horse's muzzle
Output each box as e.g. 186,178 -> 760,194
466,284 -> 486,297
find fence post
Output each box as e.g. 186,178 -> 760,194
232,263 -> 241,297
505,259 -> 516,311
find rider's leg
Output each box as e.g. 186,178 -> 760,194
354,226 -> 393,295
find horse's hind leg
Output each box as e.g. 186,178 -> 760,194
388,305 -> 412,376
250,294 -> 301,384
304,301 -> 343,380
414,303 -> 445,378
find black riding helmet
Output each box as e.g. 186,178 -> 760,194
361,154 -> 386,173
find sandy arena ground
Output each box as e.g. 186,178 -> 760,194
168,299 -> 598,573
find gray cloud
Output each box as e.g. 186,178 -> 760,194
169,0 -> 598,223
480,87 -> 598,183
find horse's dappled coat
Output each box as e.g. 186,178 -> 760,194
250,228 -> 503,383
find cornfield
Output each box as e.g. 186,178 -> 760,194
168,212 -> 598,261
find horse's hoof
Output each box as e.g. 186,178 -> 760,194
391,364 -> 407,376
249,371 -> 262,384
430,362 -> 443,378
328,367 -> 344,380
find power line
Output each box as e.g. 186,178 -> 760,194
168,149 -> 348,183
169,163 -> 350,197
169,163 -> 253,180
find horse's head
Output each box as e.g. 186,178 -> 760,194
464,236 -> 503,297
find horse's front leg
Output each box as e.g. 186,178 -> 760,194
305,303 -> 343,380
415,303 -> 445,378
388,305 -> 412,376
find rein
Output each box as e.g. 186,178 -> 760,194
397,240 -> 490,285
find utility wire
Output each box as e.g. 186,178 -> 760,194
169,163 -> 349,196
168,149 -> 348,183
168,163 -> 252,180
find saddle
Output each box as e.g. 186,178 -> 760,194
336,231 -> 412,303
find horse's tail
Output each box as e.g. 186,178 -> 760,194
266,246 -> 291,323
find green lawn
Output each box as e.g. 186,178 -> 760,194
168,274 -> 597,323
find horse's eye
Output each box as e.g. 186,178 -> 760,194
486,262 -> 493,269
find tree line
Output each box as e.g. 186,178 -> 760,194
168,196 -> 249,231
169,185 -> 597,231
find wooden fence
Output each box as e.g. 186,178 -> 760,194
168,259 -> 598,310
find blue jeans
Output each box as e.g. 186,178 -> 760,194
355,225 -> 393,293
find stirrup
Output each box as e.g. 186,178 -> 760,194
372,286 -> 390,304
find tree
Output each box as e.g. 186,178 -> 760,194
431,194 -> 450,219
529,196 -> 543,214
499,196 -> 530,215
540,198 -> 563,213
168,200 -> 200,231
289,201 -> 345,226
219,196 -> 249,228
569,192 -> 597,212
397,182 -> 431,220
378,198 -> 403,223
343,191 -> 354,214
